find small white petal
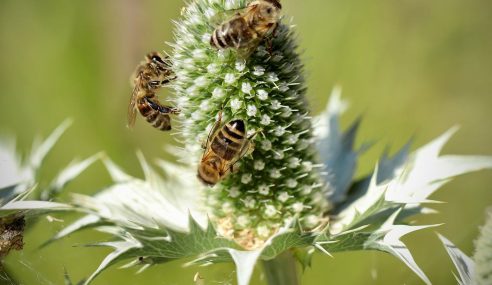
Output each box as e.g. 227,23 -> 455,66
230,98 -> 242,111
241,82 -> 253,94
277,192 -> 290,203
199,100 -> 212,111
192,49 -> 207,60
246,105 -> 257,117
237,215 -> 250,227
274,126 -> 286,137
267,72 -> 279,82
286,134 -> 299,145
235,61 -> 246,72
301,185 -> 312,195
302,161 -> 313,172
273,151 -> 284,160
225,73 -> 236,84
207,63 -> 219,73
292,202 -> 304,213
192,111 -> 203,120
297,139 -> 310,151
254,160 -> 265,171
278,82 -> 289,92
257,225 -> 270,237
222,202 -> 234,214
281,107 -> 293,118
253,66 -> 265,76
288,157 -> 301,169
264,205 -> 277,217
271,100 -> 282,110
286,179 -> 298,188
257,89 -> 268,101
229,187 -> 240,198
304,215 -> 320,228
270,169 -> 281,179
212,87 -> 225,98
260,114 -> 271,126
261,140 -> 272,151
204,8 -> 216,19
195,76 -> 208,87
243,196 -> 256,208
241,174 -> 252,184
186,85 -> 199,97
258,184 -> 270,195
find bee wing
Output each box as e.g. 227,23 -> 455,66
209,7 -> 249,26
127,85 -> 139,128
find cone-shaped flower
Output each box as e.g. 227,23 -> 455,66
171,0 -> 328,248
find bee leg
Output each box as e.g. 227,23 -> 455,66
144,97 -> 180,115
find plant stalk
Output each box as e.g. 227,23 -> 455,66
262,251 -> 299,285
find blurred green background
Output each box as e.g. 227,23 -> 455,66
1,0 -> 491,284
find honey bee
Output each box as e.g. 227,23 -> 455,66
128,52 -> 179,131
210,0 -> 282,53
198,112 -> 257,186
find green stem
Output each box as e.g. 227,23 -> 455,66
262,251 -> 300,285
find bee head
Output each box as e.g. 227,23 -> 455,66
258,0 -> 281,21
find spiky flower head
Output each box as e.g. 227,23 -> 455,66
171,0 -> 329,248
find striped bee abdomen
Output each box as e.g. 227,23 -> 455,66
210,120 -> 246,160
211,17 -> 256,49
137,97 -> 172,131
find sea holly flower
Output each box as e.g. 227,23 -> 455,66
2,0 -> 492,284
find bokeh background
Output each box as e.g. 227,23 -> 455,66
1,0 -> 491,284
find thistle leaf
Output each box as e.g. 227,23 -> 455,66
315,87 -> 362,205
438,234 -> 475,285
41,153 -> 101,200
29,119 -> 72,173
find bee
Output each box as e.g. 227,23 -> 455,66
128,52 -> 179,131
198,112 -> 257,186
210,0 -> 282,53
